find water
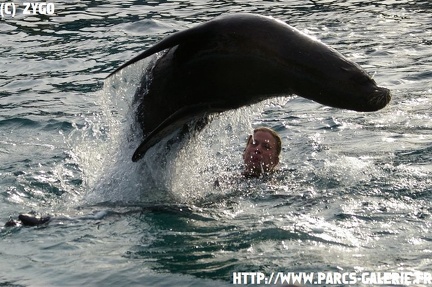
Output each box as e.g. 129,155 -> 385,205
1,0 -> 431,286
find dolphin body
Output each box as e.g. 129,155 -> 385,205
108,13 -> 391,161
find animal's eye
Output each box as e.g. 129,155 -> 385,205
357,73 -> 372,85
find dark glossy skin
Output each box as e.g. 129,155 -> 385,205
108,13 -> 391,161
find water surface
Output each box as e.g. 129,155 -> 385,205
1,1 -> 431,286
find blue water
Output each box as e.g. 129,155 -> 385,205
1,1 -> 431,286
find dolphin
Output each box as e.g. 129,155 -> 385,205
108,13 -> 391,161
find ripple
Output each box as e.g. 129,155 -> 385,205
1,0 -> 432,286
